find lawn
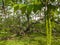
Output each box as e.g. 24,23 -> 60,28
0,33 -> 60,45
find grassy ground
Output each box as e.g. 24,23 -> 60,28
0,33 -> 60,45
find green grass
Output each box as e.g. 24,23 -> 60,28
0,33 -> 60,45
0,36 -> 46,45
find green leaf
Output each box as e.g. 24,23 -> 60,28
27,5 -> 33,14
13,4 -> 19,12
5,0 -> 12,6
19,4 -> 27,9
33,4 -> 43,13
48,4 -> 58,11
19,4 -> 27,14
31,0 -> 41,5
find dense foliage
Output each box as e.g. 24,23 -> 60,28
0,0 -> 60,45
